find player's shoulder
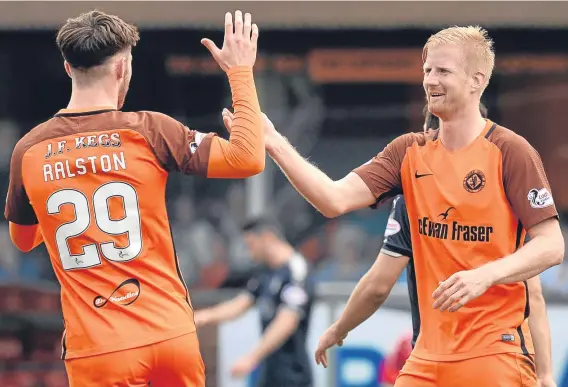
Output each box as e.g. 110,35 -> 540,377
12,119 -> 57,162
135,110 -> 186,128
384,131 -> 432,155
286,253 -> 309,283
486,122 -> 536,155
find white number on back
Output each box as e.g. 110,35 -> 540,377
46,182 -> 143,271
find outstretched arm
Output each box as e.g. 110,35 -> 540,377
266,132 -> 375,217
194,293 -> 254,327
221,112 -> 409,217
203,11 -> 264,178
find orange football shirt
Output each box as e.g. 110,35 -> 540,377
5,68 -> 263,359
354,120 -> 558,361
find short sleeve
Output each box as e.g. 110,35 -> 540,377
140,111 -> 217,176
381,195 -> 413,258
4,142 -> 38,225
352,133 -> 419,208
279,255 -> 313,318
498,132 -> 558,230
244,276 -> 261,301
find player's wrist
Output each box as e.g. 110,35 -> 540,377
475,264 -> 498,287
266,132 -> 287,155
226,65 -> 253,76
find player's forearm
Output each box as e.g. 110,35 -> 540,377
528,293 -> 554,380
248,310 -> 299,364
481,235 -> 563,286
207,66 -> 264,178
205,298 -> 250,324
335,273 -> 389,336
267,134 -> 343,218
9,222 -> 43,252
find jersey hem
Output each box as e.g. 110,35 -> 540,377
411,345 -> 535,362
63,326 -> 196,360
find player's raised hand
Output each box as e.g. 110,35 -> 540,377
201,11 -> 259,72
432,268 -> 492,312
314,324 -> 347,368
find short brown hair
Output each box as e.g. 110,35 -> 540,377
56,10 -> 139,69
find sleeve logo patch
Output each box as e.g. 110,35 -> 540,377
188,130 -> 206,155
384,218 -> 401,237
528,188 -> 554,209
281,284 -> 308,307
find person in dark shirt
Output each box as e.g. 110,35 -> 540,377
195,218 -> 314,387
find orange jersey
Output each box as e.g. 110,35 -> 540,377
354,120 -> 558,361
5,68 -> 263,359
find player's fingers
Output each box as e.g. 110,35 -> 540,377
321,350 -> 328,368
448,290 -> 471,312
223,107 -> 235,120
223,115 -> 233,133
438,286 -> 463,311
201,39 -> 221,59
243,13 -> 252,39
224,12 -> 233,36
251,24 -> 259,48
432,275 -> 457,298
432,281 -> 461,309
234,10 -> 244,38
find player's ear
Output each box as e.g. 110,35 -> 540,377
64,61 -> 72,79
115,57 -> 126,81
471,71 -> 485,94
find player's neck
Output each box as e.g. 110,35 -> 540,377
66,82 -> 118,111
439,108 -> 486,152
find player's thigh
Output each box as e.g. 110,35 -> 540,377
394,354 -> 438,387
439,353 -> 537,387
64,346 -> 153,387
151,332 -> 205,387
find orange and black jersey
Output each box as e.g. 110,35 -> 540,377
4,67 -> 264,359
354,120 -> 558,361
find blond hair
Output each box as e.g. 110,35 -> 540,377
423,26 -> 495,93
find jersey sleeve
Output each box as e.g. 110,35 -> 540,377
140,111 -> 216,176
4,142 -> 38,225
244,276 -> 262,301
142,67 -> 263,179
279,255 -> 312,318
381,195 -> 413,258
499,133 -> 559,230
352,133 -> 417,208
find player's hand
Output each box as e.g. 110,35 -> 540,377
432,267 -> 492,312
314,323 -> 348,368
201,11 -> 259,72
538,376 -> 557,387
230,355 -> 257,378
222,109 -> 281,149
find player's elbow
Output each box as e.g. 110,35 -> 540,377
551,242 -> 564,266
546,231 -> 565,267
233,148 -> 266,177
319,196 -> 348,219
246,156 -> 265,176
